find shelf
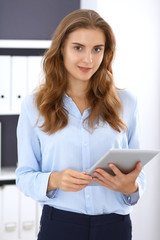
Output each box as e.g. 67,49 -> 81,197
0,48 -> 46,56
0,167 -> 16,181
0,40 -> 51,49
0,40 -> 51,56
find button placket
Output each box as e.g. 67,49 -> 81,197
80,118 -> 94,214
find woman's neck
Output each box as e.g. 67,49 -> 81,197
66,79 -> 89,99
66,80 -> 90,115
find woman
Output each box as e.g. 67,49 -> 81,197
16,9 -> 145,240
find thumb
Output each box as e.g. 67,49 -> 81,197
132,161 -> 142,177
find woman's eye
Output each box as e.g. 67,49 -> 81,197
74,46 -> 82,51
94,47 -> 101,53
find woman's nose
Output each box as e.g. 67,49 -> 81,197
83,51 -> 93,63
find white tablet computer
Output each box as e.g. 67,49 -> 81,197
86,149 -> 160,186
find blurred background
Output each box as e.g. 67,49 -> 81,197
0,0 -> 159,239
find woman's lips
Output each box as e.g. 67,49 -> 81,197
78,66 -> 92,72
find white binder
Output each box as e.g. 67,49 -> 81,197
20,192 -> 37,239
27,56 -> 43,94
1,185 -> 19,240
0,56 -> 11,113
11,56 -> 27,113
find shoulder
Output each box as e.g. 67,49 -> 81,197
116,89 -> 139,126
117,89 -> 138,109
117,89 -> 137,104
21,93 -> 37,112
20,93 -> 40,125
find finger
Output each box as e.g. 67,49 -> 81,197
130,161 -> 142,177
94,169 -> 115,186
72,177 -> 92,185
93,177 -> 114,189
93,177 -> 106,186
66,170 -> 92,185
108,163 -> 123,176
94,168 -> 114,181
61,178 -> 89,191
136,161 -> 142,171
70,170 -> 92,181
81,172 -> 93,180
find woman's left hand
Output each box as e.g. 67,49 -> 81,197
93,162 -> 142,195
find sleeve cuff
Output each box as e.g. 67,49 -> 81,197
46,189 -> 58,199
36,172 -> 58,201
122,188 -> 140,206
45,172 -> 58,199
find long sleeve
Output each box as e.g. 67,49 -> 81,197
122,94 -> 146,205
16,97 -> 57,202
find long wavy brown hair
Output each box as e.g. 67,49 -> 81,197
35,9 -> 126,134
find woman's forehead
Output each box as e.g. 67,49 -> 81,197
65,28 -> 106,46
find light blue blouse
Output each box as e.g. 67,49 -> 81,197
16,90 -> 145,215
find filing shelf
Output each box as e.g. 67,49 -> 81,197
0,41 -> 45,240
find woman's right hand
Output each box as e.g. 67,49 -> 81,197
47,169 -> 93,192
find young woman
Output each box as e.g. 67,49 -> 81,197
16,9 -> 145,240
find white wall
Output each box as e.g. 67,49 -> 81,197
81,1 -> 160,239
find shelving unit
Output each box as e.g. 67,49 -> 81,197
0,40 -> 46,240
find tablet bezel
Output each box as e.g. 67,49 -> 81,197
86,149 -> 160,177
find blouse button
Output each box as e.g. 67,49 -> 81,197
83,143 -> 88,146
127,196 -> 131,202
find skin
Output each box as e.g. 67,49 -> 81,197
93,163 -> 142,195
47,28 -> 142,194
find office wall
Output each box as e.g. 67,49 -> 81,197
0,0 -> 80,40
81,1 -> 160,240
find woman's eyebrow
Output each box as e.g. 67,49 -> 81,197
72,42 -> 105,47
94,44 -> 105,48
72,42 -> 85,47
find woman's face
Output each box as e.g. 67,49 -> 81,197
62,28 -> 105,85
